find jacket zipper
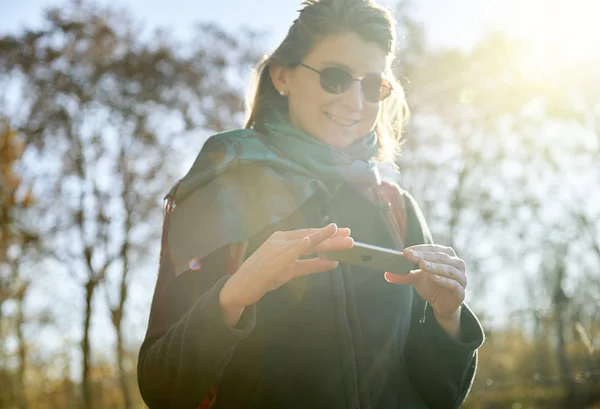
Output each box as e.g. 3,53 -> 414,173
377,190 -> 429,324
321,193 -> 361,409
339,270 -> 361,409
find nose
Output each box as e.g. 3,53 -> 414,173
340,80 -> 364,111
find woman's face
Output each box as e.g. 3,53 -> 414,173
271,32 -> 388,149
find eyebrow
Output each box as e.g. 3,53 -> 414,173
320,60 -> 384,77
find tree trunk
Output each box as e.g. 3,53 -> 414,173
113,139 -> 134,409
113,240 -> 131,409
81,280 -> 96,409
16,283 -> 28,409
553,289 -> 579,407
554,302 -> 572,383
116,327 -> 131,409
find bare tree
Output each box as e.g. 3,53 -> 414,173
0,1 -> 261,408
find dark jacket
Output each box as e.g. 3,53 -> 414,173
137,168 -> 485,409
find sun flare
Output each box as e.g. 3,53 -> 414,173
507,0 -> 600,61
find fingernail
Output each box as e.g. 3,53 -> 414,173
412,251 -> 420,258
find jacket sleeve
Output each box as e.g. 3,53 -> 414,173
401,191 -> 485,409
137,236 -> 256,409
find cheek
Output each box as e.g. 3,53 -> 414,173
361,104 -> 381,131
291,91 -> 332,127
289,96 -> 324,131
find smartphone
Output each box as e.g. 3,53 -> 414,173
318,242 -> 416,275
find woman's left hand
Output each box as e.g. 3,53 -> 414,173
384,244 -> 466,325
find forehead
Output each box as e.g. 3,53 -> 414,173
304,32 -> 388,75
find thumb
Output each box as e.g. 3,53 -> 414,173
384,269 -> 425,287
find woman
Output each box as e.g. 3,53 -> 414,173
137,0 -> 485,408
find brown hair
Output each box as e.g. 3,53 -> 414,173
244,0 -> 409,164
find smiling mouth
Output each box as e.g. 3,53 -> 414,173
324,112 -> 361,127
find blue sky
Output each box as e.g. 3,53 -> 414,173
5,0 -> 598,62
2,0 -> 503,50
4,0 -> 599,57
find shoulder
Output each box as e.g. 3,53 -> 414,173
189,128 -> 263,168
202,127 -> 262,147
167,128 -> 268,203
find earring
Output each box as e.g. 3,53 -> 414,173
279,90 -> 286,96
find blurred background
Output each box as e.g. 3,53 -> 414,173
1,0 -> 599,408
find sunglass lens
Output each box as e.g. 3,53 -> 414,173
319,67 -> 353,95
362,76 -> 389,103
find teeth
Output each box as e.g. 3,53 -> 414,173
325,113 -> 359,127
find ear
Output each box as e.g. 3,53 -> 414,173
269,64 -> 290,96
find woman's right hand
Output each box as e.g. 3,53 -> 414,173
219,223 -> 353,326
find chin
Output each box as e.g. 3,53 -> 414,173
306,122 -> 364,148
320,133 -> 358,149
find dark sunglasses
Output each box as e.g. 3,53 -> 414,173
298,62 -> 393,103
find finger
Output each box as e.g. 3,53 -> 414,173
412,252 -> 466,273
305,223 -> 340,249
311,236 -> 355,253
292,258 -> 339,276
267,226 -> 341,272
403,244 -> 456,259
383,269 -> 426,286
277,228 -> 323,240
269,236 -> 313,270
274,230 -> 352,258
385,269 -> 445,303
272,225 -> 349,242
333,227 -> 351,238
428,273 -> 465,304
419,260 -> 467,288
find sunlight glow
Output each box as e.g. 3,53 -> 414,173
506,0 -> 600,62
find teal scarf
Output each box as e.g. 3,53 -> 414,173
165,108 -> 382,276
261,108 -> 381,188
